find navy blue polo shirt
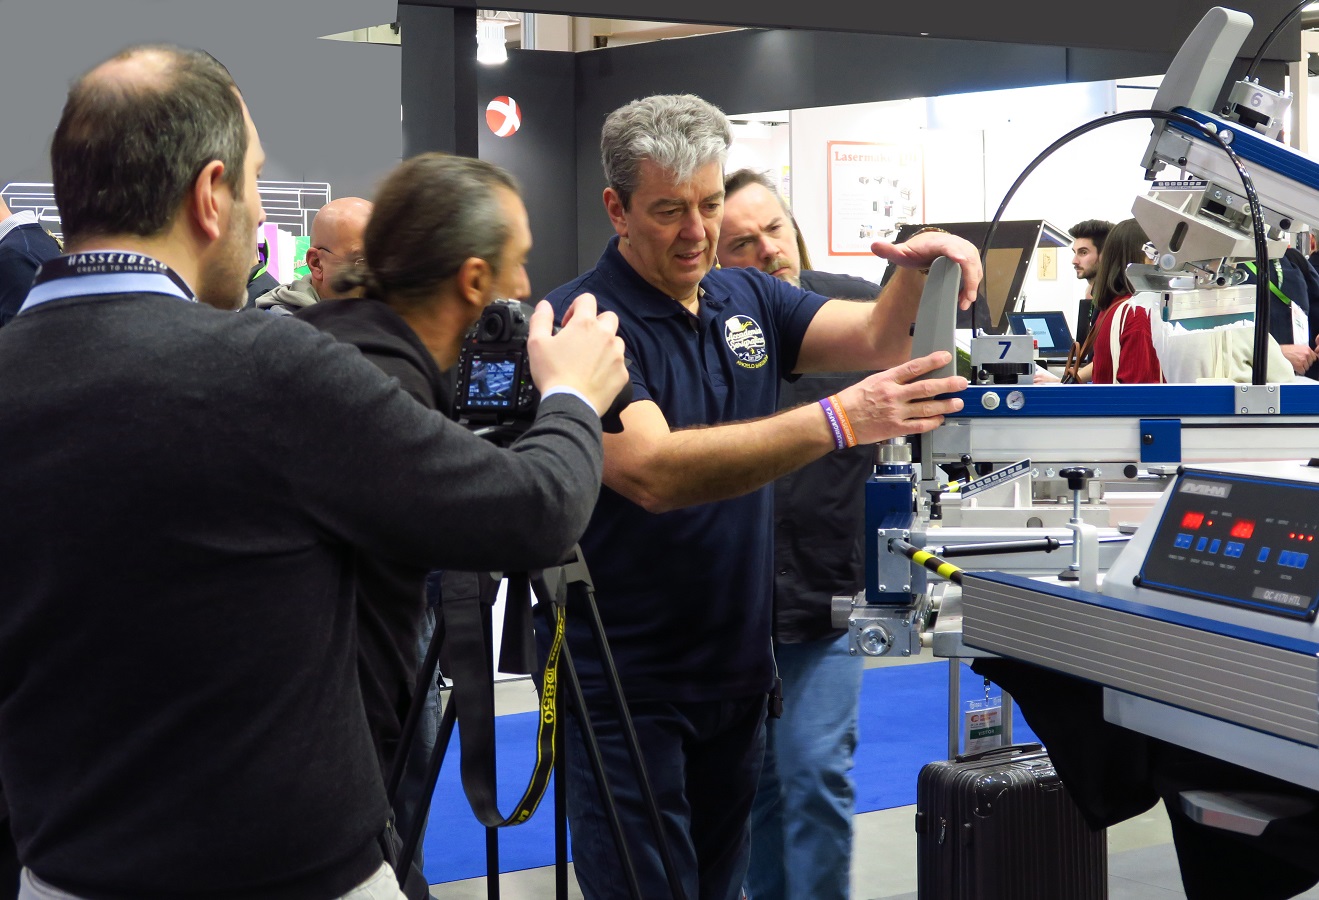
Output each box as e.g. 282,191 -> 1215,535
0,213 -> 62,327
544,236 -> 828,703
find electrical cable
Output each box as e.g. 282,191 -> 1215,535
975,108 -> 1270,384
1244,0 -> 1309,83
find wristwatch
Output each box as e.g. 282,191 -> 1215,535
906,225 -> 950,275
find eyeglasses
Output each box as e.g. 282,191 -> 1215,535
313,246 -> 367,269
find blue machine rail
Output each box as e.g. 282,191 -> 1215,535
945,383 -> 1319,418
1170,107 -> 1319,194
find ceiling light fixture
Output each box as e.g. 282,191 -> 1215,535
477,10 -> 520,64
477,19 -> 509,64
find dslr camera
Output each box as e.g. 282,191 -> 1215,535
454,299 -> 540,432
455,298 -> 631,443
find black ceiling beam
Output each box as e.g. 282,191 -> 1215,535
401,0 -> 1302,59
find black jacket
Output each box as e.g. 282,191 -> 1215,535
772,269 -> 882,643
1238,247 -> 1319,379
295,298 -> 466,782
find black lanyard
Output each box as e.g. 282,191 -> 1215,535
21,251 -> 196,314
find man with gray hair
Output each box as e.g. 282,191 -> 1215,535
542,93 -> 982,899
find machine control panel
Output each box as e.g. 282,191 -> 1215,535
1139,470 -> 1319,620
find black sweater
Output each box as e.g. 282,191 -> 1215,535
772,269 -> 882,643
0,290 -> 602,898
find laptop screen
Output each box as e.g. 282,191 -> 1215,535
1008,311 -> 1073,357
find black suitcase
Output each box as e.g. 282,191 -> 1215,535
915,742 -> 1107,899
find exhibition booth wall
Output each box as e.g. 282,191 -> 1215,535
725,79 -> 1164,329
471,25 -> 1185,298
0,0 -> 404,203
0,0 -> 1302,317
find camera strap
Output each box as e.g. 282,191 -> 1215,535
442,571 -> 561,827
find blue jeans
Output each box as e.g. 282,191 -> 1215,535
744,633 -> 864,900
566,696 -> 767,900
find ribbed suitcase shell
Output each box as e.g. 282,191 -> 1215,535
915,743 -> 1107,899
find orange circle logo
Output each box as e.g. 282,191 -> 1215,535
486,96 -> 522,137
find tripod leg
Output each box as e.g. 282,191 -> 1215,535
389,612 -> 447,804
557,636 -> 646,900
555,669 -> 570,900
485,826 -> 500,900
553,702 -> 569,897
479,598 -> 501,900
387,609 -> 447,893
577,585 -> 688,900
399,691 -> 457,874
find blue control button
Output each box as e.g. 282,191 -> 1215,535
1258,547 -> 1271,563
1195,536 -> 1209,551
1225,542 -> 1245,558
1175,533 -> 1193,549
1208,539 -> 1221,554
1281,552 -> 1310,569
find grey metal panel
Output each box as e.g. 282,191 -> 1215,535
962,575 -> 1319,746
1106,689 -> 1319,792
0,0 -> 402,201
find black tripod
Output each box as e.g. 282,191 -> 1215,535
386,545 -> 688,900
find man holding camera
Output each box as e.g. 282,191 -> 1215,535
542,93 -> 979,900
0,45 -> 626,900
296,152 -> 552,885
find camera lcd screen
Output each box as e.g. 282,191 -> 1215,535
464,356 -> 519,409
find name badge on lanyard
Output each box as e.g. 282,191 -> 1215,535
1293,301 -> 1310,348
20,251 -> 197,314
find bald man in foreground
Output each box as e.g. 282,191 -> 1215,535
255,196 -> 373,314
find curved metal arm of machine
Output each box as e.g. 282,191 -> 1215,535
978,103 -> 1270,383
973,5 -> 1289,384
910,256 -> 961,380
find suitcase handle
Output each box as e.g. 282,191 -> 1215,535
954,741 -> 1043,764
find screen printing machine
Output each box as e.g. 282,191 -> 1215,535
834,8 -> 1319,898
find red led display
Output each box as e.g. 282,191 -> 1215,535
1181,511 -> 1205,530
1229,520 -> 1255,539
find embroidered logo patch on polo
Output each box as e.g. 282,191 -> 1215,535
724,315 -> 768,369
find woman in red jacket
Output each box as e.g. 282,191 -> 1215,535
1088,217 -> 1162,384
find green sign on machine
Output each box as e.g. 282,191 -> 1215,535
292,235 -> 311,280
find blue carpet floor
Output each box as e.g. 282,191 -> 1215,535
421,660 -> 1039,884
